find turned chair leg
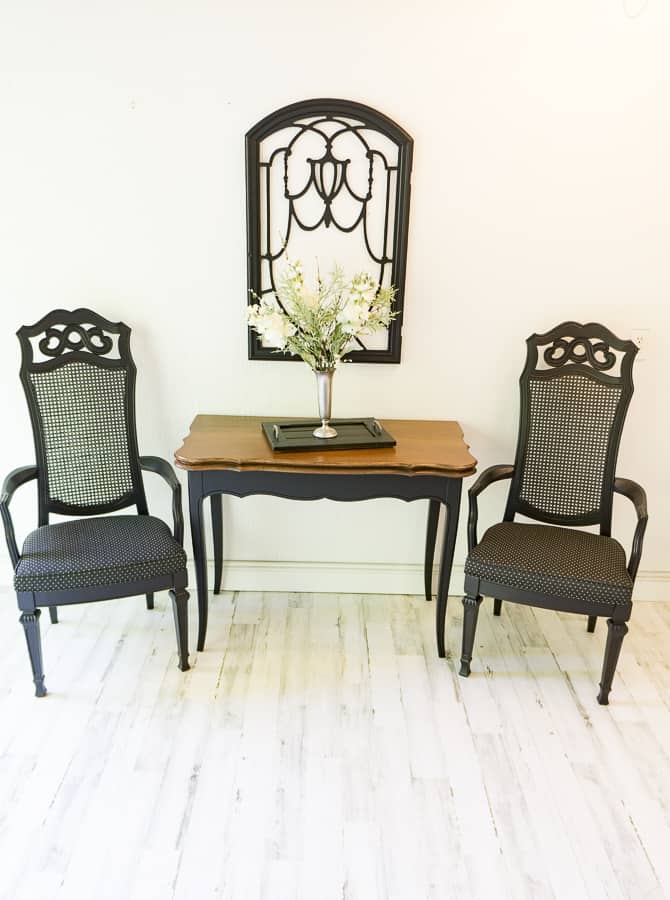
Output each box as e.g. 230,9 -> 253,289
587,615 -> 597,633
48,606 -> 58,624
597,618 -> 629,705
146,593 -> 154,610
20,609 -> 47,697
170,588 -> 190,672
493,598 -> 502,617
459,594 -> 482,677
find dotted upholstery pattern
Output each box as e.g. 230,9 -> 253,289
519,374 -> 622,519
14,515 -> 186,592
29,361 -> 134,508
465,522 -> 632,605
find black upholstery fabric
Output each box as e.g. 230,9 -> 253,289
15,515 -> 186,592
465,522 -> 632,605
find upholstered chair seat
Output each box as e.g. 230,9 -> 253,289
15,516 -> 187,593
465,522 -> 632,607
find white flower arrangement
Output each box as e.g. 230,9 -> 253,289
247,261 -> 396,371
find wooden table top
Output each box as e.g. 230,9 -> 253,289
175,415 -> 477,478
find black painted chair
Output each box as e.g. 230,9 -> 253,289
0,309 -> 190,696
459,322 -> 647,705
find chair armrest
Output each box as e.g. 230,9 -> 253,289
614,477 -> 648,580
468,464 -> 514,551
140,456 -> 184,546
0,466 -> 38,568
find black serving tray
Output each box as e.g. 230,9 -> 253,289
261,418 -> 396,452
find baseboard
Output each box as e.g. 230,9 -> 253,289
200,559 -> 670,602
0,558 -> 666,601
201,559 -> 437,596
629,570 -> 670,602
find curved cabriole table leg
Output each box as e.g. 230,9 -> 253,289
188,471 -> 209,652
211,494 -> 223,595
424,499 -> 440,603
435,479 -> 462,658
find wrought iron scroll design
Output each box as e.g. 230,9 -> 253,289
543,337 -> 617,372
246,98 -> 413,363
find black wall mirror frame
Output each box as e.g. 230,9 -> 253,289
245,98 -> 413,364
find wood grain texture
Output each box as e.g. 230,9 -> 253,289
174,416 -> 477,477
1,587 -> 669,899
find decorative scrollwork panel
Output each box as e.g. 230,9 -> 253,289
533,325 -> 630,379
246,99 -> 413,362
543,337 -> 617,372
38,324 -> 115,359
23,312 -> 123,364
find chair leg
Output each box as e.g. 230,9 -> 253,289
48,606 -> 58,624
170,589 -> 190,672
459,594 -> 482,677
493,598 -> 502,617
587,615 -> 597,633
597,618 -> 629,705
146,593 -> 154,610
20,610 -> 47,697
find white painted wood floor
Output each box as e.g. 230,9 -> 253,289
1,588 -> 669,900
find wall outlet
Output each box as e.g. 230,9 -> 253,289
631,328 -> 650,360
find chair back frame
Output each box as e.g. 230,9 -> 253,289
503,321 -> 637,536
17,308 -> 148,525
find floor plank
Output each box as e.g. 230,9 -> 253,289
0,589 -> 669,899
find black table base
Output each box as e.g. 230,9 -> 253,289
188,469 -> 462,656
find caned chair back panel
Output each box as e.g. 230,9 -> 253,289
17,309 -> 148,522
505,322 -> 637,532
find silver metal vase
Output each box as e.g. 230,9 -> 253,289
313,368 -> 337,439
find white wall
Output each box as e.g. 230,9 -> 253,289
0,0 -> 668,596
